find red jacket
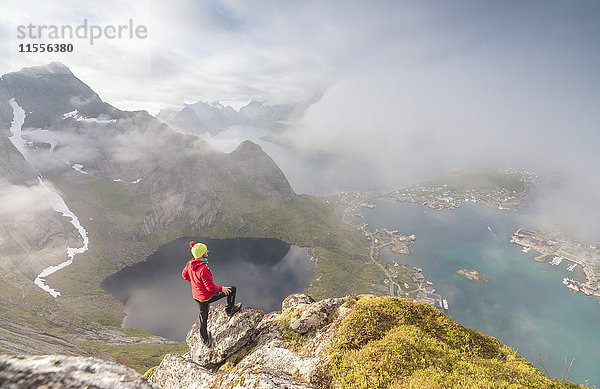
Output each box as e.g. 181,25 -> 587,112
182,259 -> 223,301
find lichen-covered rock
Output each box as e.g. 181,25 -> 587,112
303,303 -> 354,358
149,354 -> 212,389
282,293 -> 315,311
149,346 -> 316,389
0,355 -> 154,389
187,304 -> 264,367
215,362 -> 313,389
290,297 -> 348,334
150,294 -> 355,389
242,344 -> 320,382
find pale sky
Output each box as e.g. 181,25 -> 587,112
2,0 -> 600,237
2,1 -> 596,115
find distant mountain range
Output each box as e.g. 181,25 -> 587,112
157,97 -> 316,135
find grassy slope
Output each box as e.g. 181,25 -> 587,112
0,269 -> 86,334
0,270 -> 188,374
83,341 -> 189,375
314,295 -> 582,389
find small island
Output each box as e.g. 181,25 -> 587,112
457,268 -> 493,283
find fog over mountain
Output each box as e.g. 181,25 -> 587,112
2,2 -> 599,239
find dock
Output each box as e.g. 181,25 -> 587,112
534,253 -> 551,263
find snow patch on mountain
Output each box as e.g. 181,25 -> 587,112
8,99 -> 90,298
112,177 -> 142,184
69,163 -> 89,175
63,109 -> 116,123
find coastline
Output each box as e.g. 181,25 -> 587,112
511,228 -> 600,301
329,192 -> 447,310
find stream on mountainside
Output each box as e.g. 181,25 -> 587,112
101,237 -> 314,341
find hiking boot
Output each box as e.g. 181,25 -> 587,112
203,332 -> 212,348
225,303 -> 242,316
202,337 -> 212,347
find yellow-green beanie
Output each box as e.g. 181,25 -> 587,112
190,241 -> 208,259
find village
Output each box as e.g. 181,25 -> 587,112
389,184 -> 526,211
388,168 -> 536,211
511,227 -> 600,300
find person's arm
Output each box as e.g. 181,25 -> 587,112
200,266 -> 223,294
182,263 -> 191,282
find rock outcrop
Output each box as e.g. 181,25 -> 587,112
0,294 -> 578,388
149,294 -> 352,389
187,305 -> 264,367
0,355 -> 154,388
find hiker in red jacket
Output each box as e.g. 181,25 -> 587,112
182,241 -> 241,347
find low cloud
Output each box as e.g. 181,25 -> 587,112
0,180 -> 50,216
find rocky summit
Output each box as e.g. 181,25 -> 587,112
0,294 -> 582,388
148,294 -> 578,389
149,293 -> 349,389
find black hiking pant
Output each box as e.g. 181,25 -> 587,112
195,286 -> 237,341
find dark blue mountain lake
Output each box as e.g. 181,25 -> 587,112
102,237 -> 314,341
362,198 -> 600,386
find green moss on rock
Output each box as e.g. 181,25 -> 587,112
313,295 -> 583,389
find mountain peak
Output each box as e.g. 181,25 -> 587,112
1,62 -> 104,129
11,62 -> 73,77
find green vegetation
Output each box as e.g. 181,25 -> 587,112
204,190 -> 364,249
199,190 -> 386,300
0,269 -> 86,333
307,247 -> 386,300
82,341 -> 188,374
86,176 -> 151,232
142,366 -> 158,379
426,168 -> 526,192
313,295 -> 582,389
46,246 -> 124,326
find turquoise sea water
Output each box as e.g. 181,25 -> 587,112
362,198 -> 600,386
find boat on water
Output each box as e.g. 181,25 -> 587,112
550,256 -> 563,266
442,299 -> 449,310
567,283 -> 580,292
426,280 -> 434,285
563,277 -> 585,293
522,246 -> 531,253
393,261 -> 399,267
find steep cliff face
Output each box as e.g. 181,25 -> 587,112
149,295 -> 577,389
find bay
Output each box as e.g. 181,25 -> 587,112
362,198 -> 600,386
